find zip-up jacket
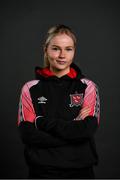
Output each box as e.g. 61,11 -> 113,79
18,63 -> 100,173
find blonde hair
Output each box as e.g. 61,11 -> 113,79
43,24 -> 77,67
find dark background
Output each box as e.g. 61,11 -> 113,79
0,0 -> 120,178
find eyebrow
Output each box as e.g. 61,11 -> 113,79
51,45 -> 74,48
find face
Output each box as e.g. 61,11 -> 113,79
45,33 -> 75,77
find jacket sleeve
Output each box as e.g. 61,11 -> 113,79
17,81 -> 68,147
56,79 -> 100,141
36,79 -> 100,142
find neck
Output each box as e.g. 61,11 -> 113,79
50,66 -> 70,77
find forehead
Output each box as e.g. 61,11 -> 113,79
49,33 -> 74,46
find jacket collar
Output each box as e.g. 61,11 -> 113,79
35,63 -> 85,80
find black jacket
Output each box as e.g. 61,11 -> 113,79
18,63 -> 100,173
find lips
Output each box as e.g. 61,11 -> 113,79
56,60 -> 66,65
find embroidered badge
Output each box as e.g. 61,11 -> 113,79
69,93 -> 83,107
38,96 -> 47,104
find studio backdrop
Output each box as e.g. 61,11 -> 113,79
0,0 -> 120,178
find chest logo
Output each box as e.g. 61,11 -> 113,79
38,96 -> 47,104
69,93 -> 83,107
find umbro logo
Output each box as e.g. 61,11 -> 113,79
38,96 -> 47,104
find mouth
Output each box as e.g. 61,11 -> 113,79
56,60 -> 66,65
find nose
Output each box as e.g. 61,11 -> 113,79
59,50 -> 65,58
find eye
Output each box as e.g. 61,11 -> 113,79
52,47 -> 59,51
66,48 -> 73,51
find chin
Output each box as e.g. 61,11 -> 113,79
54,65 -> 68,71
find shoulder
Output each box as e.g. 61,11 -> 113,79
81,78 -> 99,92
21,80 -> 40,93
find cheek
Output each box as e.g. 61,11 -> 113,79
47,51 -> 59,59
68,52 -> 75,60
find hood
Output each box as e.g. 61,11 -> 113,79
35,63 -> 85,81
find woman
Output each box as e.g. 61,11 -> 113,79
18,24 -> 100,179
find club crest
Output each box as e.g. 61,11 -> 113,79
69,93 -> 83,107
